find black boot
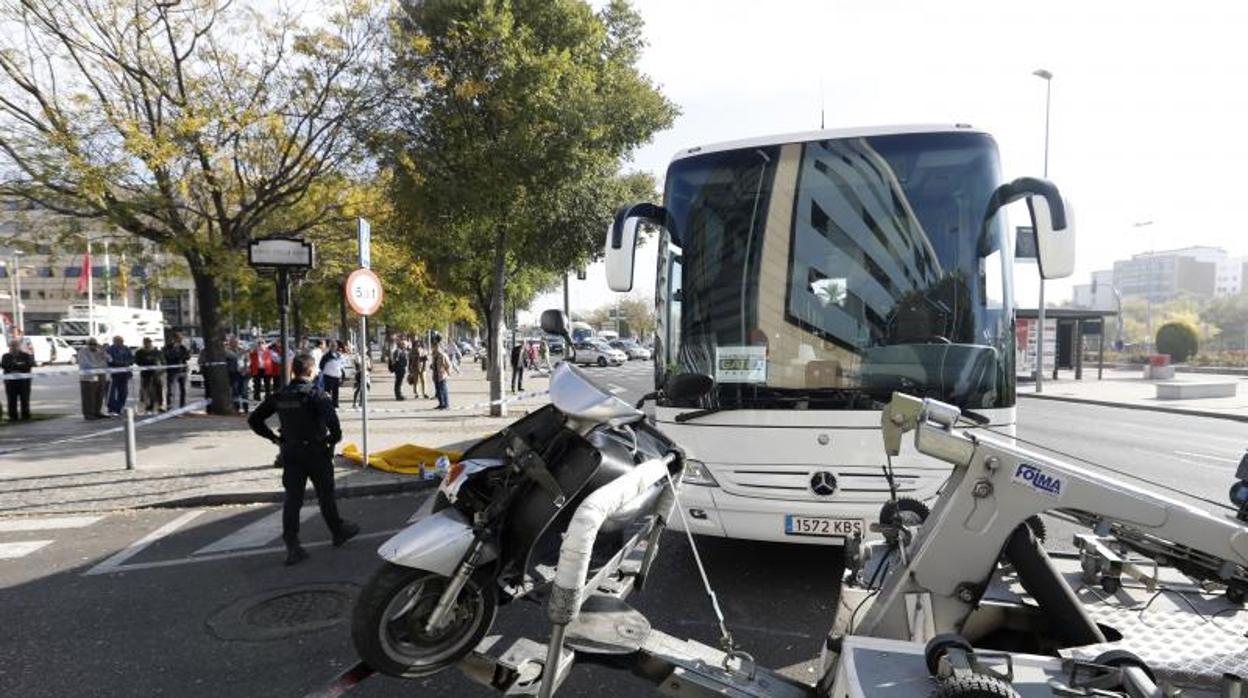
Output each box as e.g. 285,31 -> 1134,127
284,541 -> 309,566
332,521 -> 360,547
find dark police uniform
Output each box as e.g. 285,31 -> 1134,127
248,377 -> 356,562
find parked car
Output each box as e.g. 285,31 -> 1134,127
609,339 -> 651,361
21,335 -> 76,365
571,339 -> 626,367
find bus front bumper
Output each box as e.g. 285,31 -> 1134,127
668,484 -> 899,546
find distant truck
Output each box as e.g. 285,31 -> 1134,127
57,304 -> 166,349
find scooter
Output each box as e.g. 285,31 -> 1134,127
351,310 -> 704,679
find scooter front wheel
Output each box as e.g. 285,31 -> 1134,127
352,562 -> 497,678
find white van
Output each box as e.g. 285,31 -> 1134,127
21,335 -> 76,365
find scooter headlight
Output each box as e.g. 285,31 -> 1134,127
680,459 -> 719,487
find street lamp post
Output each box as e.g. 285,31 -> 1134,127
12,250 -> 23,335
1033,68 -> 1052,392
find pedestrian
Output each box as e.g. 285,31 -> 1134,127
164,332 -> 191,409
249,340 -> 272,401
77,338 -> 108,419
225,336 -> 248,413
247,353 -> 359,565
319,340 -> 344,408
105,335 -> 134,416
390,339 -> 409,400
510,340 -> 524,393
352,347 -> 371,408
409,339 -> 429,399
135,337 -> 164,414
310,339 -> 324,370
431,334 -> 451,410
539,339 -> 551,372
267,342 -> 284,389
1,339 -> 34,421
526,340 -> 539,371
448,341 -> 462,374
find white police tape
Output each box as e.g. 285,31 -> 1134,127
0,361 -> 234,381
335,387 -> 551,415
0,398 -> 210,457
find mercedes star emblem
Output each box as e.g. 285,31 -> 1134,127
809,471 -> 838,496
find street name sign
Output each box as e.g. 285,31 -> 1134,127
346,268 -> 383,316
248,238 -> 314,268
358,218 -> 371,269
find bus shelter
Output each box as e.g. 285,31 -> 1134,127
1016,308 -> 1118,381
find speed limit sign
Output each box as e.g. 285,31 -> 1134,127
346,268 -> 383,316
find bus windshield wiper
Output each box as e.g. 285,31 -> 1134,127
674,406 -> 729,423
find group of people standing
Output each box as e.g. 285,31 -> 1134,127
73,332 -> 192,419
225,336 -> 366,413
387,334 -> 453,409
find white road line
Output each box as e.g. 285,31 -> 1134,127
96,528 -> 400,573
192,507 -> 317,556
608,384 -> 626,394
0,540 -> 53,559
1173,450 -> 1241,464
84,510 -> 204,576
0,515 -> 102,532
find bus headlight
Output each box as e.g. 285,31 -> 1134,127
681,459 -> 719,487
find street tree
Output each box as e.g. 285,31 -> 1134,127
1202,294 -> 1248,350
0,0 -> 391,413
617,295 -> 656,340
388,0 -> 676,414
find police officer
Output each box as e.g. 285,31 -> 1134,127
248,353 -> 359,565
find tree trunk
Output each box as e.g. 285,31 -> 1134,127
338,278 -> 349,341
487,231 -> 507,417
185,252 -> 232,415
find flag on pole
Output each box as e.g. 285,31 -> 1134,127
76,252 -> 91,295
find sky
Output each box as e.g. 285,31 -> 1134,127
529,0 -> 1248,321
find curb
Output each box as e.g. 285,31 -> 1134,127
1020,392 -> 1248,423
143,477 -> 438,510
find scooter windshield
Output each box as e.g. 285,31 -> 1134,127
549,362 -> 642,426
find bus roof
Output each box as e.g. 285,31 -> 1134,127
669,123 -> 987,163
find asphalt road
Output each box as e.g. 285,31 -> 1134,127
1,359 -> 1244,697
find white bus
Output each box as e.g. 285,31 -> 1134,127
606,124 -> 1074,546
58,304 -> 166,349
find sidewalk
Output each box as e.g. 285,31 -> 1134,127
0,361 -> 551,516
1020,367 -> 1248,421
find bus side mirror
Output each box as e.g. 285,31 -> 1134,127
605,202 -> 667,292
984,177 -> 1075,280
1029,194 -> 1075,280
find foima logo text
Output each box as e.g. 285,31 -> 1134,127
1012,462 -> 1063,498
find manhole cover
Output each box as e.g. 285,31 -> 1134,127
244,590 -> 347,628
207,583 -> 357,641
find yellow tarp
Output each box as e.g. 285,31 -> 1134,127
340,442 -> 463,476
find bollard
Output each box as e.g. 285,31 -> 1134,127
124,406 -> 137,470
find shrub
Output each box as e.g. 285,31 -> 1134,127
1156,321 -> 1199,363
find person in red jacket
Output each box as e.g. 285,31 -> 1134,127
267,342 -> 284,389
250,340 -> 273,401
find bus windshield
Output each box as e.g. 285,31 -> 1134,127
659,131 -> 1014,411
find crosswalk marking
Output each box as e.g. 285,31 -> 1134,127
192,507 -> 317,556
103,528 -> 400,573
0,540 -> 54,559
85,510 -> 204,576
0,515 -> 103,532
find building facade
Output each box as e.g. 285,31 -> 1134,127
0,200 -> 197,335
1111,246 -> 1222,302
1071,269 -> 1116,310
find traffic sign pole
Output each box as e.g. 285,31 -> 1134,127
355,219 -> 374,470
359,313 -> 368,469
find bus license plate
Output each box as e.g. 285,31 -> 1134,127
784,515 -> 863,538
